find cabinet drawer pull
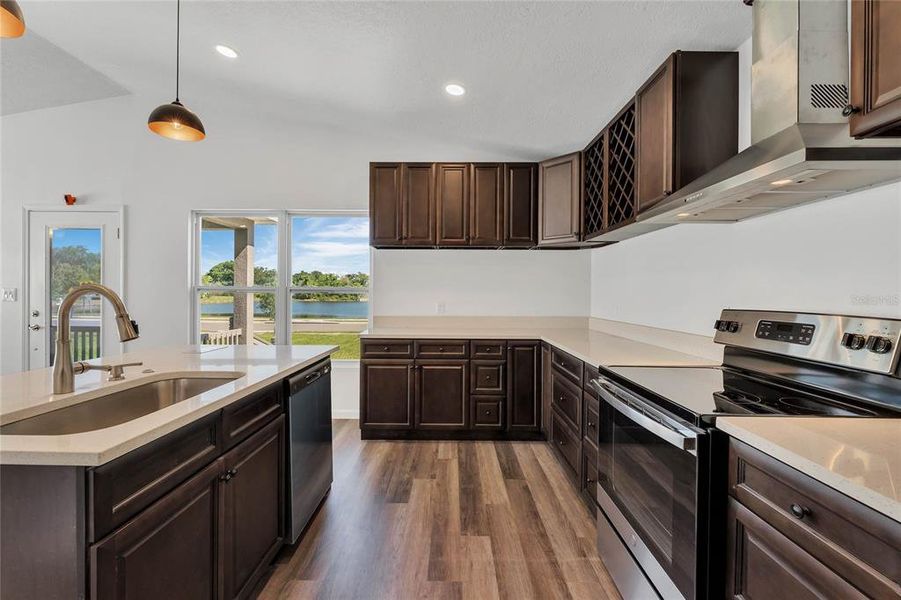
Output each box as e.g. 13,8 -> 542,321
790,504 -> 811,519
842,104 -> 860,117
587,420 -> 595,428
559,395 -> 566,401
383,346 -> 389,351
557,439 -> 566,446
485,375 -> 491,380
485,410 -> 493,415
439,347 -> 444,352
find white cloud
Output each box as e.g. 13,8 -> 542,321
308,220 -> 369,239
296,241 -> 370,257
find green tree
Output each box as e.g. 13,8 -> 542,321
291,271 -> 369,301
50,246 -> 101,300
203,261 -> 278,319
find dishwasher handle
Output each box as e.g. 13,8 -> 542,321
288,360 -> 331,395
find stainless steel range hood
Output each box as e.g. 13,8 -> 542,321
599,0 -> 901,242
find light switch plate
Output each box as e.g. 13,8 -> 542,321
1,288 -> 17,302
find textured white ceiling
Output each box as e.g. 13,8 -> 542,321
3,0 -> 750,157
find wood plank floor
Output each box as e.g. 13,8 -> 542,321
254,420 -> 621,600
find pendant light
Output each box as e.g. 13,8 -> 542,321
0,0 -> 25,38
148,0 -> 205,141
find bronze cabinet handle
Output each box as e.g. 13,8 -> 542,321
383,346 -> 389,351
790,504 -> 811,519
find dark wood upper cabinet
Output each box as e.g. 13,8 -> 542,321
507,341 -> 541,432
369,163 -> 404,247
402,163 -> 437,246
416,360 -> 469,429
91,459 -> 223,600
849,0 -> 901,138
360,360 -> 414,429
220,416 -> 285,600
635,51 -> 738,214
504,163 -> 538,247
469,163 -> 504,247
436,163 -> 470,246
538,152 -> 581,245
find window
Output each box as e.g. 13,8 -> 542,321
192,211 -> 369,359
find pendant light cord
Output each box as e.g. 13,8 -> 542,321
175,0 -> 180,101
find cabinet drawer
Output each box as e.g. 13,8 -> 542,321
471,360 -> 505,394
88,412 -> 220,542
362,339 -> 413,358
582,391 -> 599,448
551,408 -> 580,479
415,339 -> 469,358
551,368 -> 581,429
729,439 -> 901,598
580,439 -> 598,505
472,397 -> 503,428
221,382 -> 282,450
471,340 -> 506,359
551,347 -> 583,385
582,363 -> 600,391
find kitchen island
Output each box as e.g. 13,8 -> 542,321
0,344 -> 336,600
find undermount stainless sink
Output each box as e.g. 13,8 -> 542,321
0,373 -> 243,436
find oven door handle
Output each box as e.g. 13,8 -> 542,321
590,377 -> 699,456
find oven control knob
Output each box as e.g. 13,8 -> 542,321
728,321 -> 741,333
865,336 -> 893,354
841,332 -> 867,351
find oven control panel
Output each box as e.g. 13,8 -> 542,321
755,320 -> 815,345
713,310 -> 901,376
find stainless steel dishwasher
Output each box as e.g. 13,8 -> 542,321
285,358 -> 333,544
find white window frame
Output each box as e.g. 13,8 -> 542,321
189,209 -> 370,352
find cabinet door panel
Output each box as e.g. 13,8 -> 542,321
850,0 -> 901,137
538,153 -> 581,245
370,163 -> 403,246
91,459 -> 222,600
636,55 -> 675,213
220,416 -> 284,600
725,499 -> 865,600
436,163 -> 470,246
507,341 -> 540,432
470,163 -> 504,247
505,163 -> 537,246
416,360 -> 468,429
403,163 -> 436,246
361,360 -> 414,429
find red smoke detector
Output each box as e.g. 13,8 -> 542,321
64,194 -> 77,205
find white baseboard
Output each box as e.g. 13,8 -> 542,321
332,409 -> 360,419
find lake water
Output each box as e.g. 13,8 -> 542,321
202,300 -> 368,319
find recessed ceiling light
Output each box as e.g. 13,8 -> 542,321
770,178 -> 793,186
215,44 -> 238,59
444,83 -> 465,96
677,213 -> 692,218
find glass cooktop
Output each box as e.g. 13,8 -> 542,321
602,366 -> 890,423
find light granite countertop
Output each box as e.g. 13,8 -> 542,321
362,326 -> 719,368
718,416 -> 901,522
0,344 -> 335,466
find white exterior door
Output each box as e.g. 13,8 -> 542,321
26,210 -> 122,370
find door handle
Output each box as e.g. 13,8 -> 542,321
28,324 -> 42,331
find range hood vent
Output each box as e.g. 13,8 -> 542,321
598,0 -> 901,241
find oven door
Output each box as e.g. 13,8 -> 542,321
590,376 -> 707,600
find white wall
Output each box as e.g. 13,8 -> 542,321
372,249 -> 589,317
590,184 -> 901,336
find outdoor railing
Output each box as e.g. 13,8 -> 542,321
201,328 -> 243,345
70,325 -> 101,361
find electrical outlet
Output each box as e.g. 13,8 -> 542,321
1,288 -> 17,302
436,302 -> 446,314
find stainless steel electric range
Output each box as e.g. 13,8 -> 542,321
588,310 -> 901,600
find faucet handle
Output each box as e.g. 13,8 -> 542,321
108,362 -> 143,381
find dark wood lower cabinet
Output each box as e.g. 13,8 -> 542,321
220,416 -> 285,600
91,459 -> 223,600
360,360 -> 414,429
725,439 -> 901,599
725,499 -> 866,600
416,360 -> 469,429
360,338 -> 540,440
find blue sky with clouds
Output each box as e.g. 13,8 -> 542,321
53,228 -> 101,253
201,216 -> 369,276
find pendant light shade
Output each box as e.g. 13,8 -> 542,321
1,0 -> 26,38
148,100 -> 206,141
148,0 -> 205,141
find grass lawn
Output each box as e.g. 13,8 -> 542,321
256,332 -> 361,359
